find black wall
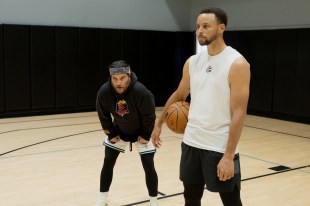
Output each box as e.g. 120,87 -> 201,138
4,25 -> 31,112
0,25 -> 3,113
295,29 -> 310,119
0,24 -> 195,118
31,26 -> 55,110
79,28 -> 101,107
225,28 -> 310,123
1,23 -> 309,123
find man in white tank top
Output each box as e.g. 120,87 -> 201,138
152,7 -> 250,206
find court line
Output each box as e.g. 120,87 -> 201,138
241,154 -> 310,174
244,125 -> 310,139
163,125 -> 309,140
1,114 -> 307,138
0,129 -> 102,157
241,153 -> 294,166
0,122 -> 100,135
0,114 -> 97,124
0,107 -> 162,124
0,108 -> 162,125
242,165 -> 310,181
0,145 -> 101,159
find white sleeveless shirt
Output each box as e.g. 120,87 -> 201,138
183,46 -> 242,153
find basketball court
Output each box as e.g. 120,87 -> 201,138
0,108 -> 309,206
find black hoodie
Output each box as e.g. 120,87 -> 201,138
96,72 -> 156,142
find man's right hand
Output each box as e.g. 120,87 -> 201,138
151,125 -> 162,148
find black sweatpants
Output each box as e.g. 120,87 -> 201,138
183,183 -> 242,206
99,146 -> 158,197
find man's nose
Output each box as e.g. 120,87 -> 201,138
197,27 -> 203,34
116,80 -> 122,85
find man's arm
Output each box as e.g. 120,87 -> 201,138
138,90 -> 156,142
151,58 -> 191,148
96,91 -> 119,139
217,56 -> 251,181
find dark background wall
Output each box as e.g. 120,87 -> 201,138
225,29 -> 310,123
0,25 -> 4,113
0,23 -> 309,123
0,24 -> 194,118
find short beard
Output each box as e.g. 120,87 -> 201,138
204,39 -> 212,45
201,34 -> 217,46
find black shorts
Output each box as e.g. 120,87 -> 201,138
180,142 -> 241,193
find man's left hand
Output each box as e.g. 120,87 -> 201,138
217,156 -> 234,181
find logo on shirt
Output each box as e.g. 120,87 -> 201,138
206,66 -> 212,73
116,99 -> 129,116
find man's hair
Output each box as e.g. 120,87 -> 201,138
109,60 -> 130,69
200,7 -> 228,26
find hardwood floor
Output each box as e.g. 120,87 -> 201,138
0,109 -> 309,205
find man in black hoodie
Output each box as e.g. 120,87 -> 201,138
95,60 -> 158,206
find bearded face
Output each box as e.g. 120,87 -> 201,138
196,13 -> 224,46
111,74 -> 131,94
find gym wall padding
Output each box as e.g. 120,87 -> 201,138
248,30 -> 276,113
55,26 -> 79,108
295,29 -> 310,118
175,32 -> 195,88
140,30 -> 160,100
273,29 -> 298,116
225,29 -> 310,123
4,24 -> 31,112
79,28 -> 101,107
0,25 -> 194,117
226,30 -> 275,112
121,29 -> 141,77
30,26 -> 55,109
236,31 -> 254,63
0,25 -> 4,112
140,31 -> 195,106
158,31 -> 178,104
0,23 -> 308,123
101,29 -> 122,83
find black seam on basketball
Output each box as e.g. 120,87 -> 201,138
165,110 -> 172,120
166,108 -> 178,121
179,106 -> 189,122
174,101 -> 182,107
175,109 -> 179,132
166,105 -> 182,121
166,108 -> 177,132
183,102 -> 190,109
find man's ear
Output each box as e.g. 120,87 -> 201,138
219,23 -> 225,34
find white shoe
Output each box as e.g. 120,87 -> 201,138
95,192 -> 108,206
95,199 -> 107,206
150,196 -> 158,206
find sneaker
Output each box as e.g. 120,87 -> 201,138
150,196 -> 158,206
95,192 -> 108,206
95,199 -> 107,206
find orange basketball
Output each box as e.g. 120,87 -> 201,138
165,101 -> 190,134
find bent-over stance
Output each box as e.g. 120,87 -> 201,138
96,60 -> 158,206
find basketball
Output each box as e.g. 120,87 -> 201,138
165,101 -> 190,134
